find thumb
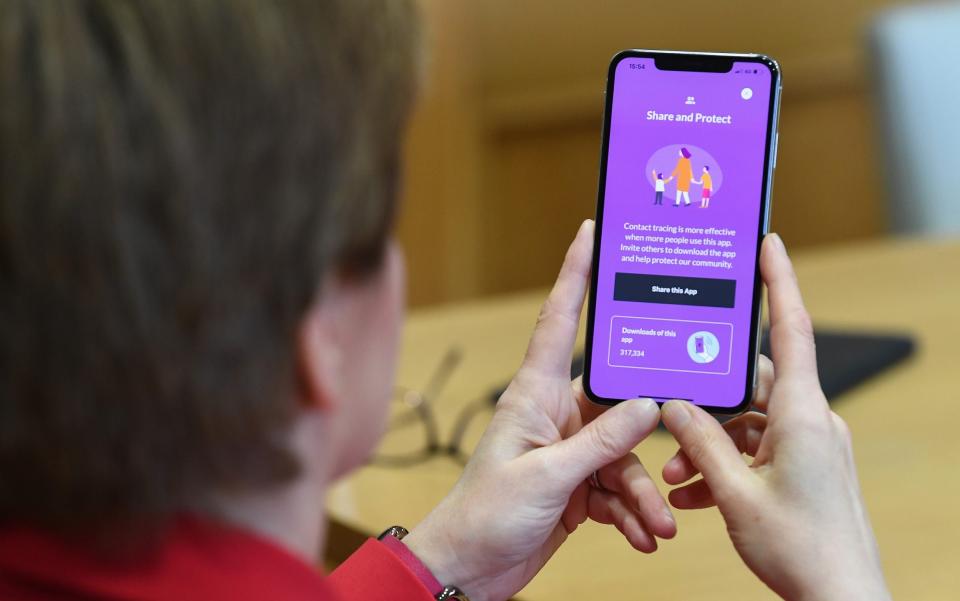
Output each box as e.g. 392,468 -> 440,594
548,398 -> 660,489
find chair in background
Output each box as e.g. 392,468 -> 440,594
870,2 -> 960,236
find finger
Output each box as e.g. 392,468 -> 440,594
668,478 -> 716,510
560,481 -> 590,535
663,411 -> 768,484
660,400 -> 751,504
522,220 -> 594,377
547,397 -> 659,489
536,522 -> 574,572
761,234 -> 820,388
588,489 -> 658,553
662,449 -> 697,485
597,454 -> 676,539
751,354 -> 775,412
724,411 -> 767,458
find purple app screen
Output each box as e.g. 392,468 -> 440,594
588,58 -> 774,407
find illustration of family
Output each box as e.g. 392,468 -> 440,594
652,147 -> 714,208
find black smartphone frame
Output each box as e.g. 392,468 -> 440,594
583,49 -> 782,414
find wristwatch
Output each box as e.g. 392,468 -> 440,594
378,526 -> 470,601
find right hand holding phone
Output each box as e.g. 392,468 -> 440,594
660,234 -> 892,601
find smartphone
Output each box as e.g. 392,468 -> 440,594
583,50 -> 782,413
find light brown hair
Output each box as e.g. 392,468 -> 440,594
0,0 -> 419,536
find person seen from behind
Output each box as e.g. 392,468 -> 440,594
0,2 -> 890,600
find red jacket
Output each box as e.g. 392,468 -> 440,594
0,517 -> 437,601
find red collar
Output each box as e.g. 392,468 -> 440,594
0,516 -> 336,601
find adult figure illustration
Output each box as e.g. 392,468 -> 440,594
670,147 -> 694,206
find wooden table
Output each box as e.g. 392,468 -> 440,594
328,238 -> 960,600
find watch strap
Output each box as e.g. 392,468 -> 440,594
377,526 -> 470,601
378,529 -> 444,596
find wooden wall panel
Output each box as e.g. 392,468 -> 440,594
481,124 -> 602,295
395,0 -> 484,307
398,0 -> 910,306
772,90 -> 887,246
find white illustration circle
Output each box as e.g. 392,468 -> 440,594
686,331 -> 720,364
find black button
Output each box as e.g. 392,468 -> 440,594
613,273 -> 736,308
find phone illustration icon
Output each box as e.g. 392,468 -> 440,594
687,331 -> 720,364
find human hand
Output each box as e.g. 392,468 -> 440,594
405,220 -> 676,601
660,234 -> 891,601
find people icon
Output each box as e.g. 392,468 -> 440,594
692,165 -> 714,208
669,147 -> 693,206
651,170 -> 671,205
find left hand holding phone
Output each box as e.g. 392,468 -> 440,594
404,220 -> 674,601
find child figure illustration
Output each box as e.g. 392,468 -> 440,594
693,165 -> 714,208
669,147 -> 693,206
651,170 -> 671,205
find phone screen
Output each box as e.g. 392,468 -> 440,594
584,52 -> 780,411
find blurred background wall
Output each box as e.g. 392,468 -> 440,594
397,0 -> 924,307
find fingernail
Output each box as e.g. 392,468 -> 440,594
627,397 -> 658,414
663,507 -> 676,525
770,232 -> 785,252
662,400 -> 691,428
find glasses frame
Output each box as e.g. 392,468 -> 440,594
372,347 -> 498,468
